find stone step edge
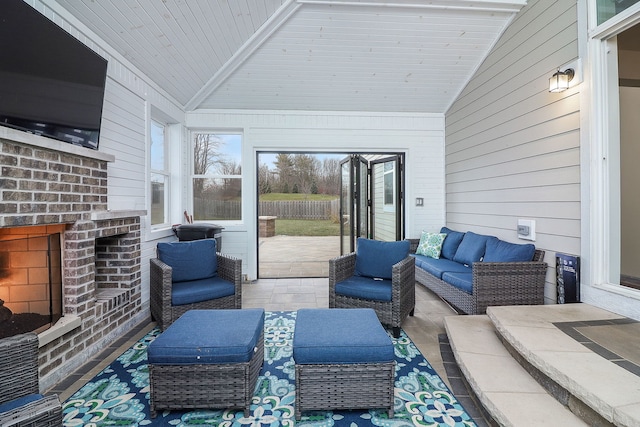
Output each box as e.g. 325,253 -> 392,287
486,305 -> 639,427
444,315 -> 588,427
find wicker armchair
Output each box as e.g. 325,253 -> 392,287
150,239 -> 242,331
329,238 -> 415,338
0,333 -> 62,427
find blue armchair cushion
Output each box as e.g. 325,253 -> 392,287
354,238 -> 410,279
293,308 -> 394,364
453,231 -> 490,266
148,309 -> 264,364
335,276 -> 392,302
0,394 -> 44,413
157,239 -> 217,282
441,272 -> 473,294
411,254 -> 471,279
483,238 -> 536,262
171,277 -> 235,306
440,227 -> 465,260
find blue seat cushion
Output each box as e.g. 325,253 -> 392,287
148,309 -> 264,364
293,308 -> 394,364
442,272 -> 473,294
440,227 -> 465,260
354,238 -> 410,279
171,277 -> 235,306
411,254 -> 471,279
335,276 -> 392,302
483,237 -> 536,262
157,239 -> 217,283
0,394 -> 44,413
453,231 -> 491,266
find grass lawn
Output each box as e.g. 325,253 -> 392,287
276,219 -> 340,236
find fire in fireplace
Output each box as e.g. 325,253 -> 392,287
0,228 -> 63,339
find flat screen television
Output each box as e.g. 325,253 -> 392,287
0,0 -> 108,150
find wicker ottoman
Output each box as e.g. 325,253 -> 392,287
147,309 -> 264,417
293,308 -> 395,420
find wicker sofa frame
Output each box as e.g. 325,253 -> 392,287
329,251 -> 415,338
149,330 -> 264,417
150,251 -> 242,331
408,239 -> 547,315
0,333 -> 62,427
295,361 -> 395,420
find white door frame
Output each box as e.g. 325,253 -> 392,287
582,0 -> 640,315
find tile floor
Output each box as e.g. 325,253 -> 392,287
51,279 -> 491,424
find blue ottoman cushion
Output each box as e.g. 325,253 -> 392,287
293,308 -> 394,364
148,309 -> 264,364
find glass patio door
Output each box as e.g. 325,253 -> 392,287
339,154 -> 404,254
370,155 -> 404,241
340,155 -> 369,254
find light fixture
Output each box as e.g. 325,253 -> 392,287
549,68 -> 575,93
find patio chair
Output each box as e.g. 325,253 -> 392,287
0,333 -> 62,427
150,238 -> 242,331
329,238 -> 415,338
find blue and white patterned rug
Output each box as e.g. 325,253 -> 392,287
62,311 -> 477,426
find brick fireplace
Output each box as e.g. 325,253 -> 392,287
0,127 -> 146,389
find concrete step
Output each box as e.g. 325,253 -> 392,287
445,314 -> 588,426
487,304 -> 640,427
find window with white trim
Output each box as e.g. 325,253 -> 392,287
191,132 -> 242,221
596,0 -> 640,24
150,119 -> 170,227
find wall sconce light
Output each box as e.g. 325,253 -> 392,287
549,68 -> 575,93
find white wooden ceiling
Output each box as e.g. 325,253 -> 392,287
52,0 -> 527,113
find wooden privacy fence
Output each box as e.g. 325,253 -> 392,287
194,199 -> 241,220
194,199 -> 340,220
259,200 -> 339,220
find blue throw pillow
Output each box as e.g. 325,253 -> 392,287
440,227 -> 465,260
452,231 -> 490,266
416,231 -> 447,259
354,238 -> 410,279
157,239 -> 217,282
483,238 -> 536,262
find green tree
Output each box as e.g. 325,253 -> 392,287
274,153 -> 294,193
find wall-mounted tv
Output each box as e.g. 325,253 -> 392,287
0,0 -> 108,150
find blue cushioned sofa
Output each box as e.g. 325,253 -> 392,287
409,227 -> 547,315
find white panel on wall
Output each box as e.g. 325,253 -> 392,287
187,110 -> 445,280
100,79 -> 147,211
444,0 -> 580,304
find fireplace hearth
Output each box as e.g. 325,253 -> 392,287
0,128 -> 146,390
